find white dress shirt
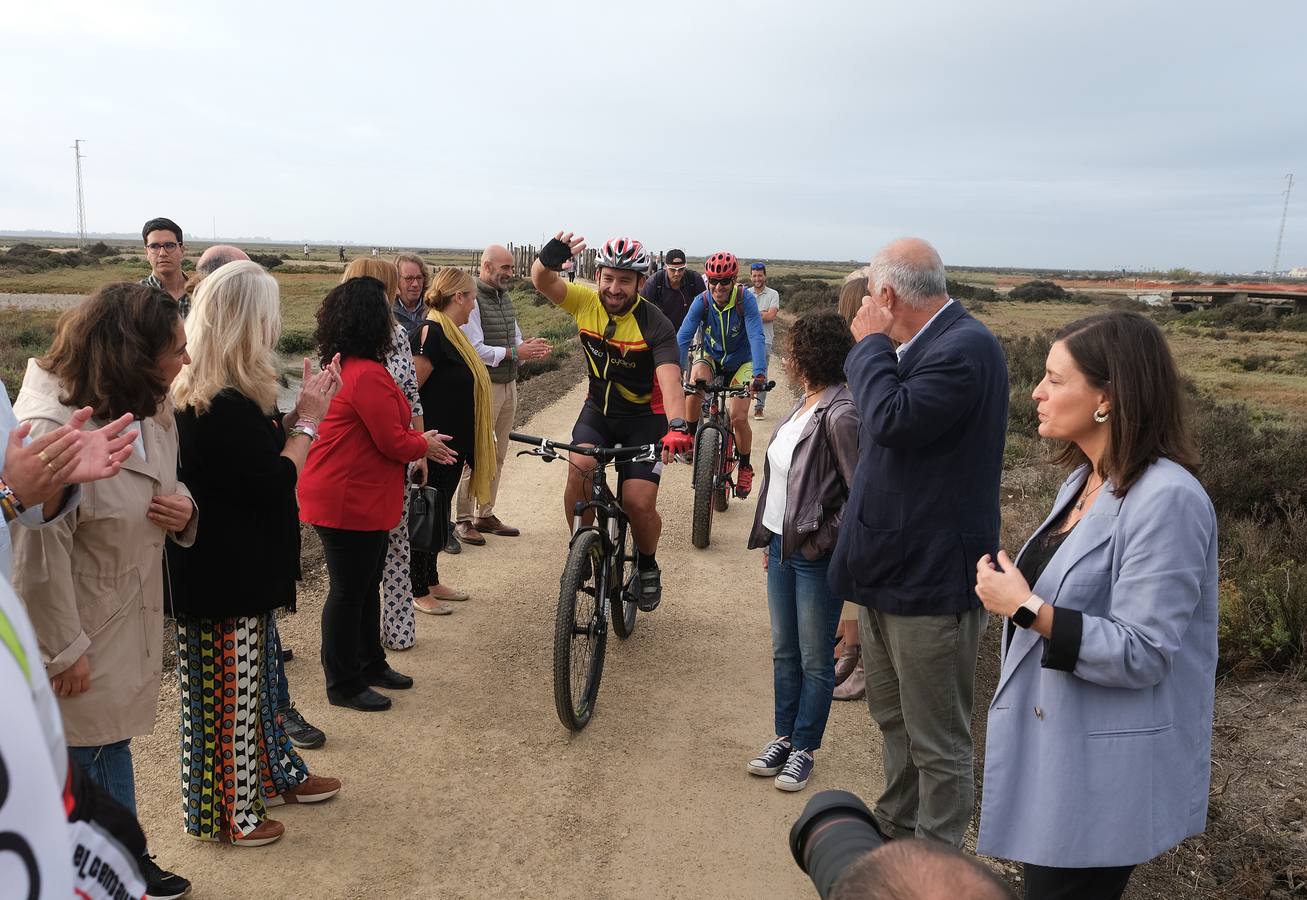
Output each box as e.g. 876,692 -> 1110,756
462,304 -> 524,368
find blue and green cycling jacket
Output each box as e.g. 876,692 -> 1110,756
675,285 -> 768,376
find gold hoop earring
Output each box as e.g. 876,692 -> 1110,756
1093,409 -> 1110,424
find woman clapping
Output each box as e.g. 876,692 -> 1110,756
168,260 -> 343,847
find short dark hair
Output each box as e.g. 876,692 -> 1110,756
830,839 -> 1015,900
315,277 -> 394,366
788,311 -> 854,389
142,217 -> 183,244
1052,310 -> 1198,496
40,282 -> 181,420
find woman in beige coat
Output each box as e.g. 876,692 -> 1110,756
10,282 -> 196,897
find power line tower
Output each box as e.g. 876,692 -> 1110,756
71,139 -> 88,249
1271,173 -> 1294,279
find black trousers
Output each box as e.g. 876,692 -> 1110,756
410,462 -> 460,595
1023,863 -> 1135,900
316,526 -> 388,699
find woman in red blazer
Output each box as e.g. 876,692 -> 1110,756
299,277 -> 455,712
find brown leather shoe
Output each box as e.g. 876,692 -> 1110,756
265,774 -> 341,807
453,521 -> 486,545
474,515 -> 520,537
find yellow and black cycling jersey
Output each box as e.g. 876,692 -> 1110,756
559,282 -> 680,417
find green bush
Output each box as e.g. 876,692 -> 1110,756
946,279 -> 999,302
1187,301 -> 1278,332
1217,502 -> 1307,674
1280,313 -> 1307,332
768,274 -> 837,314
1009,280 -> 1068,302
276,330 -> 315,354
248,253 -> 283,270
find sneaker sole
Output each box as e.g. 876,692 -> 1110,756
747,762 -> 784,776
190,831 -> 282,848
265,787 -> 340,807
775,777 -> 810,792
286,735 -> 326,750
144,887 -> 191,900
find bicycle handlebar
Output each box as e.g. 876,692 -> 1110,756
509,432 -> 660,463
682,378 -> 777,397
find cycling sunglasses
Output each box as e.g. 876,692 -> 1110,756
707,277 -> 734,287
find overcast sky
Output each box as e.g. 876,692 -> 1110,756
3,0 -> 1304,272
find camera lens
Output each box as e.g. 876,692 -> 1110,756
790,790 -> 887,899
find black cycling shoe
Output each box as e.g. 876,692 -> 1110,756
635,566 -> 662,612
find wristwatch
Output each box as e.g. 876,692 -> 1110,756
667,418 -> 689,433
1012,594 -> 1045,629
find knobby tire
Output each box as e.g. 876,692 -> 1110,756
554,530 -> 607,730
609,520 -> 638,640
692,426 -> 721,549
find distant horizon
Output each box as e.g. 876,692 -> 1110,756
4,228 -> 1298,278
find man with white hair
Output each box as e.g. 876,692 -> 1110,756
830,237 -> 1009,848
454,244 -> 551,545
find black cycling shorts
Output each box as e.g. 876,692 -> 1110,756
571,402 -> 666,485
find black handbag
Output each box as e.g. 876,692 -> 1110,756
407,484 -> 448,553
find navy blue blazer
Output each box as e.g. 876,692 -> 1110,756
829,303 -> 1009,614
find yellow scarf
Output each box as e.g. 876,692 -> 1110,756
425,308 -> 496,505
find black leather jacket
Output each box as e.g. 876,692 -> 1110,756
748,384 -> 860,561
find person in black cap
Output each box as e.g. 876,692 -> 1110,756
639,248 -> 706,332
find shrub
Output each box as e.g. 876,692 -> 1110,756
1217,502 -> 1307,674
1009,280 -> 1068,302
768,274 -> 837,314
0,309 -> 59,400
1281,313 -> 1307,332
946,279 -> 999,302
1193,399 -> 1307,521
1236,353 -> 1279,371
248,252 -> 283,270
276,329 -> 315,354
85,241 -> 116,258
998,333 -> 1052,391
1188,301 -> 1278,332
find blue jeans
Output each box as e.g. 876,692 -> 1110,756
270,618 -> 291,712
70,738 -> 136,816
766,533 -> 842,750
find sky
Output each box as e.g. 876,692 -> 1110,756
3,0 -> 1305,272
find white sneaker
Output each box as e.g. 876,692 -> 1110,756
775,749 -> 814,792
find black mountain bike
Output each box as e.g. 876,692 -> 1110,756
684,377 -> 774,549
510,431 -> 661,731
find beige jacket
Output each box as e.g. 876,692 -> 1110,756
9,359 -> 197,747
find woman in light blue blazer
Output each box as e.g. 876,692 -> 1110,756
974,311 -> 1218,900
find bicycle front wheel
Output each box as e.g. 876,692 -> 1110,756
692,426 -> 721,549
554,530 -> 608,730
714,429 -> 734,512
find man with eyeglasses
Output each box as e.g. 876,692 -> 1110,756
749,262 -> 782,419
140,217 -> 191,318
531,232 -> 691,612
675,251 -> 768,498
393,253 -> 430,334
639,248 -> 706,332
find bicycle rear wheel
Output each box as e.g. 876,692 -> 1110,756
691,426 -> 721,549
554,530 -> 607,730
714,429 -> 734,512
609,520 -> 638,640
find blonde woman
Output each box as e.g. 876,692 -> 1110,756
168,260 -> 342,846
409,268 -> 496,613
341,258 -> 427,649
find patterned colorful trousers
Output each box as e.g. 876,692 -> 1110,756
176,612 -> 310,841
382,476 -> 416,650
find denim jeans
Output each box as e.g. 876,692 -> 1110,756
270,618 -> 291,713
69,738 -> 136,816
766,533 -> 842,750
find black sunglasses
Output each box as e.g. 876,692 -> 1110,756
603,318 -> 616,341
707,277 -> 734,287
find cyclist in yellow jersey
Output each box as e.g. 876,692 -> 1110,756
531,231 -> 692,611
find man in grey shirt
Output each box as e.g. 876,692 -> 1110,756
394,253 -> 429,334
749,262 -> 781,418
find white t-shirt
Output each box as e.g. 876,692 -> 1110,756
762,403 -> 817,534
754,286 -> 781,346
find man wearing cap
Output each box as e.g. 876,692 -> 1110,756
749,263 -> 782,418
639,248 -> 706,333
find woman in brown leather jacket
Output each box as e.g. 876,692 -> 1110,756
745,312 -> 859,792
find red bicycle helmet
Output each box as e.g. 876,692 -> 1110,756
704,251 -> 739,280
594,237 -> 651,273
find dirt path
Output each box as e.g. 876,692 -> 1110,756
0,292 -> 84,309
131,367 -> 886,899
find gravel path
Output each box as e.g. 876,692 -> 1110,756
0,292 -> 85,310
129,365 -> 887,899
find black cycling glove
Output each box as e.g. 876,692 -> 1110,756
538,238 -> 573,270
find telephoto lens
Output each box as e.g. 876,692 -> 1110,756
789,790 -> 888,899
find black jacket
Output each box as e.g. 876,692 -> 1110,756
829,303 -> 1009,615
639,267 -> 706,332
167,390 -> 300,619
